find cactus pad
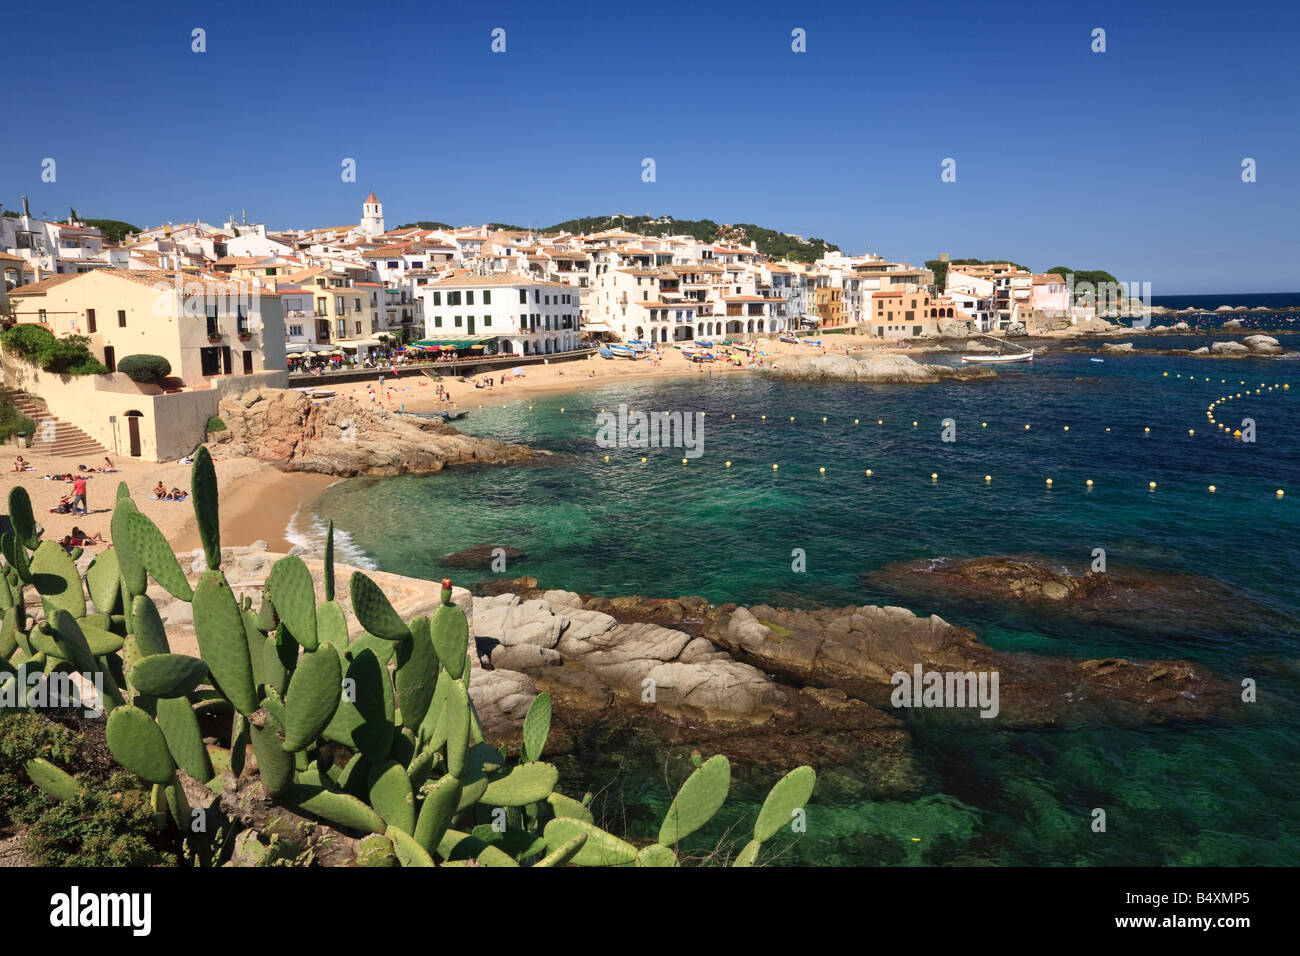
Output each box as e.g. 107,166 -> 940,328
266,555 -> 318,651
191,447 -> 222,570
106,705 -> 176,785
657,754 -> 731,847
128,653 -> 209,699
349,571 -> 409,641
283,645 -> 342,751
191,570 -> 258,715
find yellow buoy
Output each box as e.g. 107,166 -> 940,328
1063,426 -> 1069,431
877,419 -> 883,425
1046,478 -> 1053,486
681,458 -> 688,464
762,415 -> 767,420
866,469 -> 873,476
1149,481 -> 1157,490
854,419 -> 860,425
1086,479 -> 1094,487
1024,424 -> 1030,430
981,422 -> 987,428
912,421 -> 918,428
725,461 -> 731,467
731,413 -> 735,419
1208,485 -> 1216,493
604,455 -> 610,462
772,464 -> 778,471
1189,429 -> 1194,435
819,466 -> 826,474
601,408 -> 605,413
560,407 -> 565,413
528,405 -> 533,410
1278,489 -> 1285,497
930,472 -> 938,481
822,417 -> 828,423
1163,372 -> 1168,376
1144,427 -> 1150,433
985,475 -> 992,482
1106,427 -> 1111,432
1233,430 -> 1242,439
790,416 -> 795,422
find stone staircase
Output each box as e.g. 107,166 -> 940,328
2,388 -> 108,459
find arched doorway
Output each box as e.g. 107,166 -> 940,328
124,410 -> 144,458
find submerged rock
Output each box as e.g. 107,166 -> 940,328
440,544 -> 526,568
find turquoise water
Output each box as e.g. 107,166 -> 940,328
306,342 -> 1300,865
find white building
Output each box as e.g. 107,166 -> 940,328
416,274 -> 581,356
360,192 -> 385,239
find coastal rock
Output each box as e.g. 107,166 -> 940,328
1223,317 -> 1244,327
1190,346 -> 1210,355
1243,335 -> 1282,354
440,544 -> 526,568
762,352 -> 995,384
1172,321 -> 1191,331
1210,341 -> 1249,355
212,387 -> 537,476
963,340 -> 995,352
1101,342 -> 1135,353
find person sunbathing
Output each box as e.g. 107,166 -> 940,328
12,456 -> 29,472
153,481 -> 168,499
50,495 -> 73,514
169,487 -> 188,501
71,527 -> 105,544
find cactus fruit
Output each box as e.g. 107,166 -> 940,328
84,548 -> 122,615
349,571 -> 410,641
29,541 -> 86,619
191,448 -> 222,571
429,580 -> 468,678
394,615 -> 438,731
191,571 -> 258,715
658,754 -> 731,847
522,691 -> 552,763
128,653 -> 209,699
283,645 -> 342,751
266,555 -> 318,651
154,694 -> 213,782
106,705 -> 177,785
543,818 -> 638,867
122,509 -> 193,601
24,757 -> 80,802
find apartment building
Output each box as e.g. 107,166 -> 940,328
416,274 -> 581,356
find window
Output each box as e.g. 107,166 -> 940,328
37,308 -> 46,323
483,290 -> 491,304
466,291 -> 474,305
433,291 -> 441,306
117,310 -> 127,327
354,321 -> 362,334
455,315 -> 463,327
336,296 -> 345,314
905,311 -> 914,322
317,297 -> 327,315
484,316 -> 491,326
200,347 -> 221,376
206,306 -> 218,338
448,291 -> 462,306
86,308 -> 96,333
434,316 -> 443,328
336,321 -> 345,336
519,289 -> 527,304
289,324 -> 303,336
354,298 -> 361,310
533,290 -> 539,303
520,313 -> 527,327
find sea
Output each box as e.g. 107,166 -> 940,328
296,332 -> 1300,865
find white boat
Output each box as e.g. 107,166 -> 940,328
607,344 -> 637,359
960,350 -> 1034,364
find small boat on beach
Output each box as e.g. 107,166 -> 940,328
694,339 -> 714,349
729,342 -> 753,353
607,344 -> 638,359
599,346 -> 616,359
779,334 -> 799,344
626,340 -> 651,353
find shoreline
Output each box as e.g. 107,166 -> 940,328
172,468 -> 338,555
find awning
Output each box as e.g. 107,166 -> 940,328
413,336 -> 495,348
340,339 -> 383,348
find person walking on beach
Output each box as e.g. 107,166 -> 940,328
72,475 -> 88,515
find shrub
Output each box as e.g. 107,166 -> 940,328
204,415 -> 226,434
117,353 -> 172,384
0,325 -> 106,375
0,392 -> 36,443
22,771 -> 176,867
0,711 -> 81,830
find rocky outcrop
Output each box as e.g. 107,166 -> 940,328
1243,335 -> 1283,354
762,352 -> 995,384
212,388 -> 537,476
1210,341 -> 1249,355
1101,342 -> 1135,353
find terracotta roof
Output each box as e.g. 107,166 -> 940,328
364,191 -> 379,203
6,274 -> 81,295
422,274 -> 572,289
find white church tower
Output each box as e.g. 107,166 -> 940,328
360,191 -> 385,238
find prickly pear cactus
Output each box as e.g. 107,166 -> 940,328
1,460 -> 815,867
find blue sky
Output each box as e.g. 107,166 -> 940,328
4,0 -> 1297,293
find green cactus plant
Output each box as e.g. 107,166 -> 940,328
2,461 -> 815,867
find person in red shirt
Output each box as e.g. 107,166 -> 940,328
72,476 -> 88,515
